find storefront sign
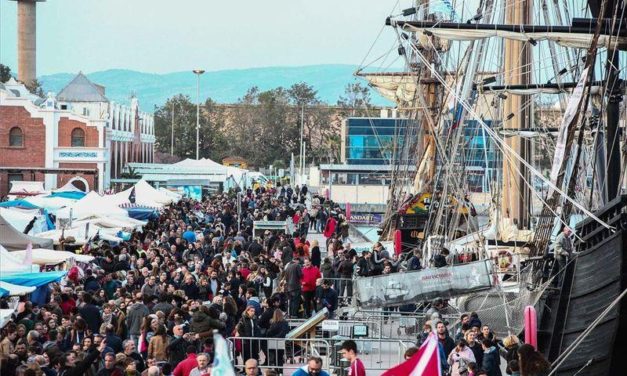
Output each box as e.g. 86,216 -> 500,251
349,212 -> 383,224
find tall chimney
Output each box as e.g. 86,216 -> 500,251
12,0 -> 45,86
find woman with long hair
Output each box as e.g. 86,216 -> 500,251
147,324 -> 168,361
266,309 -> 289,371
517,344 -> 551,376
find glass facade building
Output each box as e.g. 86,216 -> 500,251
343,118 -> 417,165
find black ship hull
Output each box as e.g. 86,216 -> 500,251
538,195 -> 627,376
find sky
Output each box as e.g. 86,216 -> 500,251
0,0 -> 408,75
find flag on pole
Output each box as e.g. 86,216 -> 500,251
22,242 -> 33,267
382,333 -> 441,376
212,333 -> 236,376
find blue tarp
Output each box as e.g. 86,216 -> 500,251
125,207 -> 159,221
0,271 -> 67,287
0,200 -> 40,210
43,209 -> 55,231
48,191 -> 86,200
0,271 -> 66,305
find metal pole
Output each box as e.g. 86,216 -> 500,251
196,74 -> 200,160
303,141 -> 307,185
300,104 -> 304,183
171,101 -> 174,155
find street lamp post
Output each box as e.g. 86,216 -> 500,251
192,69 -> 205,159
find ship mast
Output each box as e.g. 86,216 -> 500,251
501,0 -> 532,230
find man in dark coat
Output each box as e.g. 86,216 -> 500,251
284,258 -> 302,318
78,293 -> 102,334
59,340 -> 107,376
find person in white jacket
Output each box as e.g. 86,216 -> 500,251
448,339 -> 476,376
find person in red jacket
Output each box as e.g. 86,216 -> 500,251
300,257 -> 322,317
323,216 -> 337,238
173,345 -> 198,376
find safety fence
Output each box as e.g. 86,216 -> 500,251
286,308 -> 460,342
226,336 -> 415,373
322,277 -> 355,306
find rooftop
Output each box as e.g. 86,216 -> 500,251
57,72 -> 109,103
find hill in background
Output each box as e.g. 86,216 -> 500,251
39,64 -> 392,110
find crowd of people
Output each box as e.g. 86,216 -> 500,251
0,182 -> 552,376
0,184 -> 357,376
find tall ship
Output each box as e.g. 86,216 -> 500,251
353,1 -> 627,374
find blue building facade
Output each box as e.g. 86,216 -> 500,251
343,118 -> 417,165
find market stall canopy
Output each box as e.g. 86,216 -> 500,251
0,309 -> 15,328
23,195 -> 78,213
0,281 -> 36,297
174,158 -> 228,172
48,191 -> 87,200
72,215 -> 146,232
0,207 -> 48,234
109,180 -> 172,208
0,271 -> 67,287
36,224 -> 123,245
56,191 -> 129,220
0,200 -> 40,210
0,245 -> 37,273
11,248 -> 94,265
55,180 -> 88,193
0,212 -> 54,251
9,181 -> 46,196
133,179 -> 174,205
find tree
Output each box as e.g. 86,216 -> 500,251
0,64 -> 12,83
337,82 -> 372,116
25,79 -> 44,97
154,94 -> 230,162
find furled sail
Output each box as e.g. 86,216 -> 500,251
389,20 -> 627,50
357,72 -> 419,103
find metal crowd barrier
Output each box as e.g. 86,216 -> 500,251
285,308 -> 459,343
321,278 -> 354,305
226,336 -> 414,373
227,336 -> 332,373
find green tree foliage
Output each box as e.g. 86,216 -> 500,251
337,82 -> 372,116
25,79 -> 45,97
0,64 -> 44,97
154,81 -> 364,168
0,64 -> 12,83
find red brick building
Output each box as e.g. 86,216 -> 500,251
0,74 -> 154,197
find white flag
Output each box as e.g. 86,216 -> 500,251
212,333 -> 236,376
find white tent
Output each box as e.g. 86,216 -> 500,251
56,191 -> 129,220
55,181 -> 86,193
108,180 -> 169,208
0,245 -> 38,273
11,249 -> 94,265
134,180 -> 173,205
0,281 -> 36,296
0,309 -> 16,328
9,181 -> 46,196
36,224 -> 123,245
0,207 -> 41,233
174,158 -> 228,172
24,195 -> 78,213
159,188 -> 182,202
72,215 -> 146,232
